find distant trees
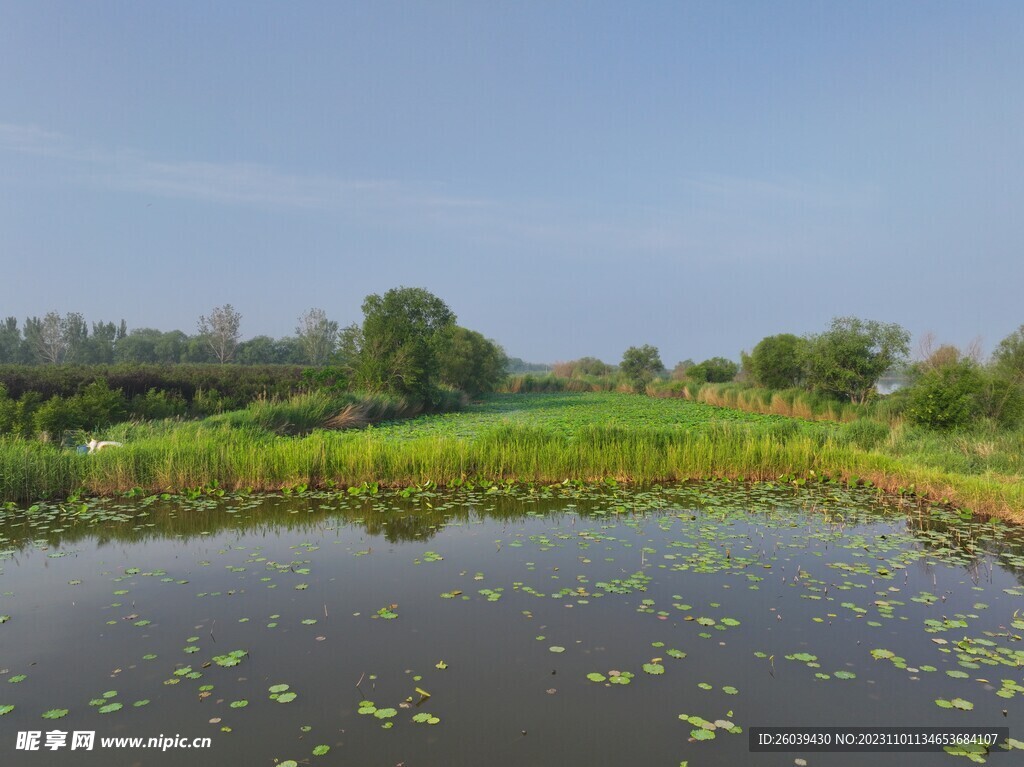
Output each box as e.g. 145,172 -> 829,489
552,357 -> 613,378
687,357 -> 739,384
295,308 -> 339,366
0,317 -> 25,364
620,345 -> 664,393
0,298 -> 502,398
506,357 -> 551,374
235,335 -> 302,365
803,317 -> 910,404
84,320 -> 126,364
115,328 -> 185,364
671,359 -> 695,380
437,327 -> 508,397
23,312 -> 86,364
746,334 -> 806,389
197,305 -> 242,364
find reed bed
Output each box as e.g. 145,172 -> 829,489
3,411 -> 1023,523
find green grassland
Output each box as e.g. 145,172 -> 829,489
1,392 -> 1022,522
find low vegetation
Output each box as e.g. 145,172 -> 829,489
3,303 -> 1024,523
2,392 -> 1022,522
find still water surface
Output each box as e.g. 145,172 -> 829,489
1,483 -> 1022,766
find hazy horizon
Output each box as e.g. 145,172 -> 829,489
3,2 -> 1022,365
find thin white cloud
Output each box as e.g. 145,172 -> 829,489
0,123 -> 484,214
0,123 -> 876,262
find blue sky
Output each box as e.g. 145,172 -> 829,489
2,1 -> 1022,364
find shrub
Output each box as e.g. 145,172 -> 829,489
32,395 -> 83,437
12,391 -> 43,437
688,357 -> 739,384
0,364 -> 308,405
977,373 -> 1024,428
905,361 -> 983,429
75,380 -> 127,428
191,388 -> 226,417
748,334 -> 806,389
131,388 -> 188,421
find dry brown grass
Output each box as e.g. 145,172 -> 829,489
323,399 -> 422,430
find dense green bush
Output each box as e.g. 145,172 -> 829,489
977,374 -> 1024,428
746,334 -> 805,389
130,388 -> 188,420
75,381 -> 127,428
905,361 -> 983,429
32,396 -> 82,437
438,327 -> 508,397
0,364 -> 308,405
24,380 -> 128,437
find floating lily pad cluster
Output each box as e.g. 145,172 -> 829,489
678,712 -> 742,742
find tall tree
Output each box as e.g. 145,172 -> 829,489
803,317 -> 910,404
24,312 -> 74,364
0,317 -> 21,363
620,345 -> 664,393
296,308 -> 339,366
351,287 -> 456,401
197,304 -> 242,364
84,320 -> 123,364
62,312 -> 89,362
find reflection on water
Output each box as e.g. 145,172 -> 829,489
0,483 -> 1022,766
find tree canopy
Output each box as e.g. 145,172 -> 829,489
295,308 -> 339,366
437,327 -> 507,397
747,334 -> 805,389
803,317 -> 910,404
197,305 -> 242,364
348,287 -> 457,402
620,345 -> 664,393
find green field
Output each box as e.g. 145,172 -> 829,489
1,392 -> 1023,522
366,392 -> 808,438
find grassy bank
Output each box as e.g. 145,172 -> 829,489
2,392 -> 1023,523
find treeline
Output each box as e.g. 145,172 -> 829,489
0,287 -> 508,439
537,316 -> 1024,431
0,301 -> 509,373
0,312 -> 311,365
737,320 -> 1024,429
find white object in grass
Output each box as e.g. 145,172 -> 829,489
87,439 -> 123,453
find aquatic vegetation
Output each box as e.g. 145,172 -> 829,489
2,391 -> 1022,519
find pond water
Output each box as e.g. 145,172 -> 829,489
1,483 -> 1022,766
